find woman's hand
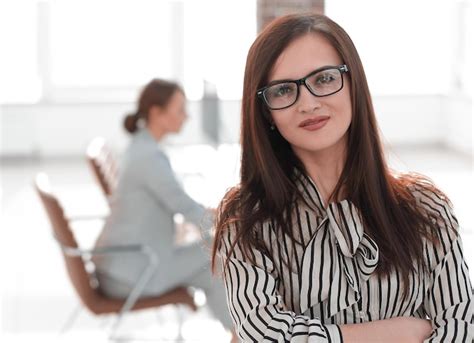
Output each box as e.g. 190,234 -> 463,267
340,316 -> 432,343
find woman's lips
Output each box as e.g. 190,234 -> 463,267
299,116 -> 330,131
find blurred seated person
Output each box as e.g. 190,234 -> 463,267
93,79 -> 235,339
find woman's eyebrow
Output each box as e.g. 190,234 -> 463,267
267,65 -> 337,85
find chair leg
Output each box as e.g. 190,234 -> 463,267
99,314 -> 113,330
155,308 -> 166,325
59,302 -> 83,334
176,304 -> 187,341
153,305 -> 187,341
108,312 -> 126,341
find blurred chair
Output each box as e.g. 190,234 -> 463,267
34,173 -> 196,339
86,137 -> 118,200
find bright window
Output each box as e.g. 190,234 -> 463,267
183,0 -> 256,100
0,0 -> 41,104
50,0 -> 174,88
0,0 -> 256,104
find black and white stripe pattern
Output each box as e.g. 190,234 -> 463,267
218,174 -> 473,342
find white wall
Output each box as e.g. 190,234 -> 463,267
0,101 -> 208,158
0,94 -> 471,158
442,94 -> 472,154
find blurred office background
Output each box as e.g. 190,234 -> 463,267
0,0 -> 472,341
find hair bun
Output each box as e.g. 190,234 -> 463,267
123,113 -> 139,134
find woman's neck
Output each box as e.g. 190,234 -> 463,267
295,144 -> 347,207
146,125 -> 166,142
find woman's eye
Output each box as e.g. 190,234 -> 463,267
271,84 -> 294,97
316,74 -> 336,84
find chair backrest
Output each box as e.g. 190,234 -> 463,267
86,137 -> 118,198
34,173 -> 104,311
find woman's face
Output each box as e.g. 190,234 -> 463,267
267,33 -> 352,160
157,90 -> 188,133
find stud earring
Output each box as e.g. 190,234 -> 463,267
270,123 -> 276,131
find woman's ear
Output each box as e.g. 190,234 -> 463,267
149,105 -> 163,119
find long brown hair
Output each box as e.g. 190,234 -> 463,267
211,13 -> 450,299
124,79 -> 183,134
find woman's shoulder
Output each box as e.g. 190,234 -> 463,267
216,185 -> 242,232
216,185 -> 263,244
397,172 -> 460,249
125,134 -> 168,167
217,184 -> 270,229
396,172 -> 452,212
127,130 -> 163,153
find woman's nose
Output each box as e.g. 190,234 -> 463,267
296,85 -> 322,113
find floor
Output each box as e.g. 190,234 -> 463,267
1,143 -> 473,342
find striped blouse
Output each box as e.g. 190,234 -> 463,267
218,172 -> 474,342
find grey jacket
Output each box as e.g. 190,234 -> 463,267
93,129 -> 211,285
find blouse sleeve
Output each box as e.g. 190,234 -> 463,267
136,149 -> 209,227
419,191 -> 474,342
218,226 -> 343,342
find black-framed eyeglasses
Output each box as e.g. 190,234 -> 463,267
257,64 -> 349,110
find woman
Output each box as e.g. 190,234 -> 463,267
93,79 -> 235,338
211,14 -> 473,342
